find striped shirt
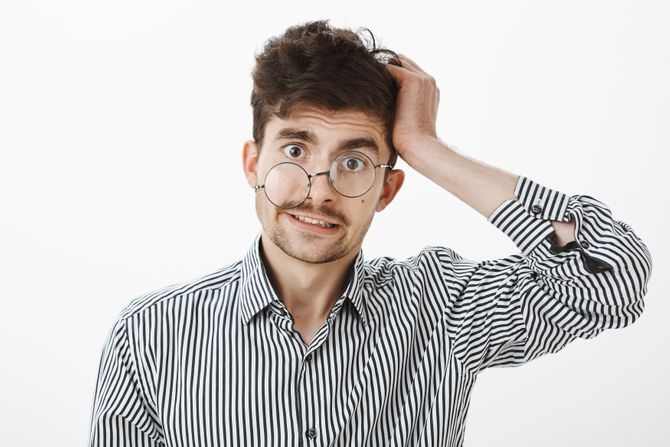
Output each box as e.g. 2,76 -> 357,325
88,175 -> 652,447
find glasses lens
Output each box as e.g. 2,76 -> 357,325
330,152 -> 376,197
263,162 -> 309,208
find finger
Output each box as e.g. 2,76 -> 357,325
397,53 -> 428,76
385,63 -> 410,85
386,58 -> 425,83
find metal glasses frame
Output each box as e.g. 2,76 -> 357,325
253,150 -> 394,209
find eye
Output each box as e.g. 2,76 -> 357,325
338,155 -> 368,172
282,144 -> 306,159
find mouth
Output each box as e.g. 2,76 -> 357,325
285,212 -> 341,234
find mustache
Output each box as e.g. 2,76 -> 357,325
284,205 -> 348,225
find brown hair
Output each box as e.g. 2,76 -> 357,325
250,19 -> 401,168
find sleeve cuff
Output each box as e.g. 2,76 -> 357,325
487,175 -> 614,273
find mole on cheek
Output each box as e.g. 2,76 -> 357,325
360,199 -> 365,204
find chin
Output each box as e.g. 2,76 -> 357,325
285,237 -> 350,264
273,223 -> 351,264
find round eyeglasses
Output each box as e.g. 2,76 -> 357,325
254,151 -> 394,209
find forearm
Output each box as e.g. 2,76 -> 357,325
407,137 -> 576,246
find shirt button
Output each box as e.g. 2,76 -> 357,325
305,428 -> 317,439
305,353 -> 312,362
580,239 -> 590,248
531,204 -> 542,214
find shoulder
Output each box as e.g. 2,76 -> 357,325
363,244 -> 478,286
367,244 -> 473,271
117,259 -> 243,321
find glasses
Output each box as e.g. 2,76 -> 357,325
254,150 -> 393,209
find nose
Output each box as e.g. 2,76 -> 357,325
306,169 -> 336,204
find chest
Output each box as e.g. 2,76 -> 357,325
151,306 -> 472,446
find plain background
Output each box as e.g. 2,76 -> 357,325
1,0 -> 667,445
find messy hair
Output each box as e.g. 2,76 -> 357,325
250,19 -> 401,168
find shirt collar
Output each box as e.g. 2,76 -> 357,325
238,232 -> 368,327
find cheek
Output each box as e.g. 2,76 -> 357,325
255,192 -> 271,220
254,193 -> 263,219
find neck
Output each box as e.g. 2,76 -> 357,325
259,232 -> 359,324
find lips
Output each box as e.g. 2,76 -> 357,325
285,212 -> 341,234
287,212 -> 341,227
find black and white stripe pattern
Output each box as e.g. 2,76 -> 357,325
88,175 -> 652,446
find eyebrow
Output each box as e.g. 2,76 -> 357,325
273,127 -> 380,154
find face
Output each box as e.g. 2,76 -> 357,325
243,104 -> 404,264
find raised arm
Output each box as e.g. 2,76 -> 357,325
386,53 -> 653,371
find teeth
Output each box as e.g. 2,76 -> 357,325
293,214 -> 335,228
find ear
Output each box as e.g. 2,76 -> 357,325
242,139 -> 259,188
375,168 -> 405,212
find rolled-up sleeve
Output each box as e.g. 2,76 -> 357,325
88,316 -> 164,446
442,175 -> 653,372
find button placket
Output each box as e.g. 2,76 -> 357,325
298,348 -> 318,444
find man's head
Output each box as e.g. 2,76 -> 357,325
242,20 -> 405,265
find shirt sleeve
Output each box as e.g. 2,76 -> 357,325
441,175 -> 653,372
88,316 -> 164,446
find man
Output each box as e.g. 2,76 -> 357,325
88,20 -> 652,446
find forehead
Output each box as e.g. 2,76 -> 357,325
263,104 -> 388,155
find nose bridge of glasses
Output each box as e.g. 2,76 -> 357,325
308,169 -> 332,183
307,169 -> 335,198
